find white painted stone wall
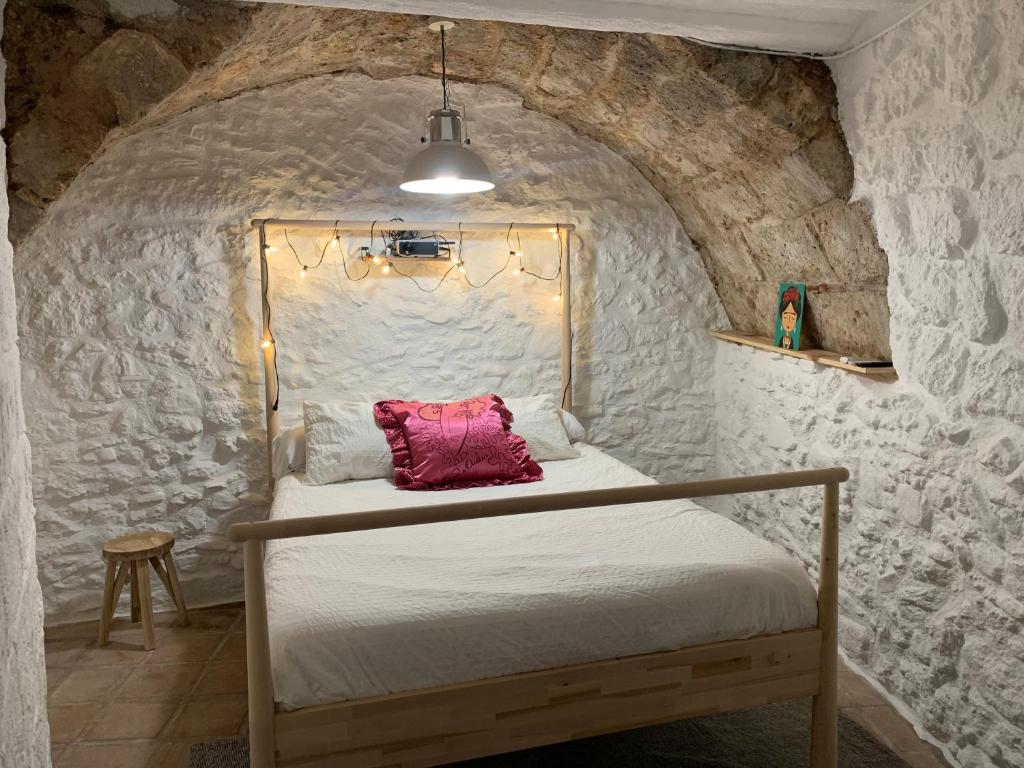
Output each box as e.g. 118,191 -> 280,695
715,1 -> 1024,765
0,0 -> 52,763
16,74 -> 723,622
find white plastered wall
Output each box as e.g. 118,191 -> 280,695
714,0 -> 1024,765
16,73 -> 724,622
0,0 -> 52,763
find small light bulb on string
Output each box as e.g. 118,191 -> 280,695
263,245 -> 278,253
552,292 -> 562,302
372,254 -> 383,265
299,266 -> 308,279
260,339 -> 272,349
382,263 -> 391,275
458,261 -> 466,274
511,267 -> 521,276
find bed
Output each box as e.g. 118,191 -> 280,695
265,445 -> 818,711
232,218 -> 844,768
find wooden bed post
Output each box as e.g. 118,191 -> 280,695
559,226 -> 572,412
810,480 -> 839,767
245,540 -> 276,768
258,222 -> 281,494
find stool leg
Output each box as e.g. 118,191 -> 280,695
136,561 -> 156,651
130,562 -> 141,624
163,552 -> 189,627
111,561 -> 130,613
98,559 -> 117,646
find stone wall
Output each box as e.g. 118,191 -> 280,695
6,0 -> 891,358
715,1 -> 1024,766
0,0 -> 51,763
2,0 -> 253,243
16,73 -> 724,621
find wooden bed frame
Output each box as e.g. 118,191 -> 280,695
228,468 -> 845,768
241,219 -> 845,767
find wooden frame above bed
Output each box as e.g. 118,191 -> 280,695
254,219 -> 575,492
229,467 -> 846,768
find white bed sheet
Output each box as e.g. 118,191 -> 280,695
266,445 -> 818,710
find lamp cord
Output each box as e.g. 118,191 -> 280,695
440,26 -> 450,110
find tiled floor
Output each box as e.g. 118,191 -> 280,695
46,604 -> 247,768
46,603 -> 951,768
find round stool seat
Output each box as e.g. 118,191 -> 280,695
102,530 -> 175,561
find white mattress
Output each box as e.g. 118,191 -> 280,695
266,445 -> 817,710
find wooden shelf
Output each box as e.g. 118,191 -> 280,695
712,330 -> 897,380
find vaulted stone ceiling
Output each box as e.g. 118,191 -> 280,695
3,0 -> 891,358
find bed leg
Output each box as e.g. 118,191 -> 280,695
810,481 -> 839,767
245,540 -> 276,768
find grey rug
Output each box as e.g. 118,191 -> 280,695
190,700 -> 906,767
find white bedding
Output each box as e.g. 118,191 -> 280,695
266,445 -> 818,710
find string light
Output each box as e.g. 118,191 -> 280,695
273,220 -> 565,296
260,339 -> 272,349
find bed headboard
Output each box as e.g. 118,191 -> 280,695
254,219 -> 574,492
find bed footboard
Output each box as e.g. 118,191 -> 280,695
230,468 -> 846,768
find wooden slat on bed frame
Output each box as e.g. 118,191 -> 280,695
273,629 -> 822,768
232,469 -> 845,768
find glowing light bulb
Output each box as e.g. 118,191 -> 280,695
260,339 -> 272,349
552,292 -> 562,302
458,262 -> 466,274
299,266 -> 308,279
511,268 -> 521,276
372,254 -> 382,265
514,250 -> 524,258
263,245 -> 278,253
382,264 -> 391,274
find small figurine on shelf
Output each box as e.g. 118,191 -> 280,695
774,282 -> 805,351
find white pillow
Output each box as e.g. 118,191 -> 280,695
559,408 -> 586,443
272,422 -> 306,479
303,401 -> 394,485
504,394 -> 580,461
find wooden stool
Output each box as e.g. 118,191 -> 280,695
99,530 -> 189,650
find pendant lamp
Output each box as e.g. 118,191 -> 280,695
400,18 -> 494,195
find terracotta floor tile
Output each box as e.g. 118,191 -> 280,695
48,667 -> 71,693
162,695 -> 248,740
141,632 -> 225,664
46,621 -> 101,642
83,699 -> 181,741
838,669 -> 885,707
170,606 -> 241,633
47,704 -> 95,744
213,632 -> 246,662
845,704 -> 928,755
193,662 -> 247,695
45,639 -> 93,668
49,667 -> 132,705
119,663 -> 204,698
75,642 -> 151,668
56,741 -> 159,768
145,740 -> 193,768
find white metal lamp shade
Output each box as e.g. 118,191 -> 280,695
400,108 -> 494,195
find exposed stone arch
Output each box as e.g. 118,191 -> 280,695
5,1 -> 891,357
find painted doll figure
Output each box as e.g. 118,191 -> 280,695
776,285 -> 803,351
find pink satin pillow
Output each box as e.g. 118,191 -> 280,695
374,395 -> 543,491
